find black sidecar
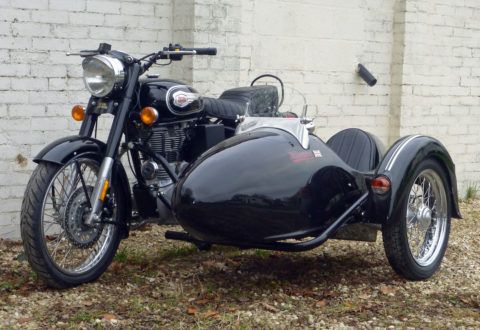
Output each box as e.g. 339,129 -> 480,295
170,117 -> 461,280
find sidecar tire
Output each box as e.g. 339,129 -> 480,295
382,159 -> 451,280
21,161 -> 125,289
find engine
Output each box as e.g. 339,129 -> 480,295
139,121 -> 190,185
137,78 -> 206,186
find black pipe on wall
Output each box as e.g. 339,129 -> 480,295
357,64 -> 377,87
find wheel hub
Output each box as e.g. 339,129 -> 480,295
64,186 -> 103,249
416,204 -> 432,232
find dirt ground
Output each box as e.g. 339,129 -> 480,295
0,201 -> 479,329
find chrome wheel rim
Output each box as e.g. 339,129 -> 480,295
406,169 -> 448,267
40,158 -> 116,275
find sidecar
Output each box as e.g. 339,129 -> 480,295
169,117 -> 461,280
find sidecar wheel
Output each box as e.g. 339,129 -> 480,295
382,159 -> 451,280
21,159 -> 125,288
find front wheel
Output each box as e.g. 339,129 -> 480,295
382,159 -> 451,280
21,157 -> 126,288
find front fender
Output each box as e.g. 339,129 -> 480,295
372,135 -> 461,223
34,135 -> 132,229
34,135 -> 104,165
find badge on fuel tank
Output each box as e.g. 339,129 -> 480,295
166,85 -> 203,116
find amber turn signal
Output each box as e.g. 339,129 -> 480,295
99,179 -> 109,202
371,175 -> 391,194
71,105 -> 85,121
140,107 -> 159,126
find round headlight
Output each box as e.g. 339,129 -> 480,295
82,55 -> 125,97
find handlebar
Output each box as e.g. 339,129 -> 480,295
69,43 -> 218,72
154,45 -> 217,64
183,47 -> 217,56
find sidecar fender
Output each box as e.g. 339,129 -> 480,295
372,135 -> 461,223
33,135 -> 132,227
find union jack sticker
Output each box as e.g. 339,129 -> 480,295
313,150 -> 322,158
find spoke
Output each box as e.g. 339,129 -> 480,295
41,158 -> 116,274
60,244 -> 74,268
85,166 -> 97,186
50,231 -> 66,258
42,219 -> 59,224
426,182 -> 432,208
48,188 -> 62,213
52,180 -> 67,207
75,160 -> 92,208
43,221 -> 58,234
406,207 -> 416,227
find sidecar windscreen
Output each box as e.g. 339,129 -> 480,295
231,85 -> 278,117
203,85 -> 278,120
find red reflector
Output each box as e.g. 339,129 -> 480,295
372,176 -> 391,194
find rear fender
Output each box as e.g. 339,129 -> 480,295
34,135 -> 132,233
372,135 -> 461,223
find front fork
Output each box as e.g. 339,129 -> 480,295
83,62 -> 141,226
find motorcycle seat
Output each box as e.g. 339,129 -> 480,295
326,128 -> 383,172
203,85 -> 279,121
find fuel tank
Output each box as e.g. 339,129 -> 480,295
139,78 -> 203,122
172,128 -> 368,243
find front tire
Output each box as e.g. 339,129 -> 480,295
382,159 -> 451,280
21,158 -> 125,288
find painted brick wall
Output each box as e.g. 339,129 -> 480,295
188,0 -> 480,194
1,0 -> 480,238
0,0 -> 173,238
397,0 -> 480,194
186,0 -> 396,142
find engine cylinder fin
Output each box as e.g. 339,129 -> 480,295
139,122 -> 188,182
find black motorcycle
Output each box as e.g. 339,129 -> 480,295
21,43 -> 461,288
20,43 -> 283,288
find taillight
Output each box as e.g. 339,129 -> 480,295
371,175 -> 391,194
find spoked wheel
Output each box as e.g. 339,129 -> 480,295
21,157 -> 125,288
382,159 -> 451,280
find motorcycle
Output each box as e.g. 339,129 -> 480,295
21,42 -> 461,288
20,43 -> 284,288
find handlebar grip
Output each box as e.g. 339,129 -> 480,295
190,48 -> 217,56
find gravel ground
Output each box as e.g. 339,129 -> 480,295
0,201 -> 479,329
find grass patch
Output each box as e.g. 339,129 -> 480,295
0,282 -> 13,292
465,182 -> 479,202
254,249 -> 271,258
114,247 -> 129,262
160,245 -> 198,259
114,247 -> 148,265
70,310 -> 97,322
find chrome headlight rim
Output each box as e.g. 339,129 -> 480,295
82,55 -> 125,98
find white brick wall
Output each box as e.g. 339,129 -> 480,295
188,0 -> 480,194
185,0 -> 396,143
1,0 -> 480,239
0,0 -> 173,238
396,0 -> 480,194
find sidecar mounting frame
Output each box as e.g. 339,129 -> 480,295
166,193 -> 368,252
